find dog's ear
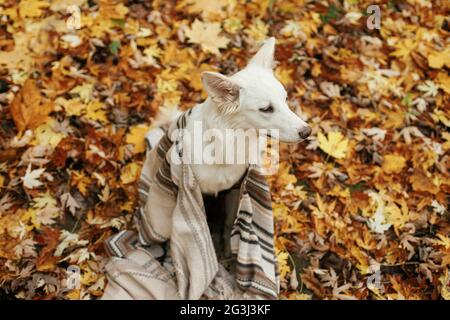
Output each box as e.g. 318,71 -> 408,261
248,37 -> 276,69
201,71 -> 241,115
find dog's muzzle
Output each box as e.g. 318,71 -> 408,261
299,126 -> 312,139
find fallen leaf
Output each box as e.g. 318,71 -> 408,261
22,165 -> 45,189
382,154 -> 406,174
126,125 -> 149,154
18,0 -> 49,18
10,79 -> 54,132
185,19 -> 230,55
428,48 -> 450,69
120,162 -> 141,184
61,192 -> 81,216
318,131 -> 349,159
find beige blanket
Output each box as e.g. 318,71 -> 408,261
101,112 -> 279,299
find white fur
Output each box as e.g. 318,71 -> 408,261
151,105 -> 183,128
153,38 -> 310,195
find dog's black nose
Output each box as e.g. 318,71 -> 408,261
299,126 -> 311,139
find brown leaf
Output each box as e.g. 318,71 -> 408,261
35,227 -> 60,272
0,149 -> 18,162
10,79 -> 53,132
409,169 -> 440,194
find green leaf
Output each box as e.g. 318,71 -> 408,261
109,40 -> 121,55
111,19 -> 125,28
320,4 -> 342,24
402,92 -> 413,107
347,181 -> 367,193
388,1 -> 399,11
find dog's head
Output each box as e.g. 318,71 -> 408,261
201,37 -> 311,143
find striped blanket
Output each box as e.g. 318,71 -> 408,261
101,112 -> 279,300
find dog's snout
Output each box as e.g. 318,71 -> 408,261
299,126 -> 311,139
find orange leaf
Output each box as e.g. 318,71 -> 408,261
382,154 -> 406,174
409,169 -> 440,194
10,79 -> 53,132
35,227 -> 60,272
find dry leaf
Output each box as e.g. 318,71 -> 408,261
22,165 -> 45,189
382,154 -> 406,174
126,125 -> 149,154
428,48 -> 450,69
120,162 -> 141,184
185,19 -> 230,55
10,79 -> 54,132
318,131 -> 349,159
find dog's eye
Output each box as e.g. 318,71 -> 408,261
259,105 -> 274,113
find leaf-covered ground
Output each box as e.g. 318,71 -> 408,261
0,0 -> 449,300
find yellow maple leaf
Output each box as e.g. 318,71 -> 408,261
390,39 -> 416,61
21,208 -> 39,230
178,0 -> 228,16
300,13 -> 321,37
22,205 -> 57,230
384,202 -> 409,232
273,202 -> 301,233
85,101 -> 107,123
276,249 -> 291,280
442,132 -> 450,151
328,184 -> 350,198
65,289 -> 81,300
433,234 -> 450,249
273,202 -> 290,219
126,125 -> 149,154
185,19 -> 230,55
156,77 -> 179,95
428,48 -> 450,69
310,193 -> 336,219
142,45 -> 162,66
88,17 -> 113,38
18,0 -> 49,18
245,19 -> 268,43
276,162 -> 297,186
33,119 -> 66,148
80,269 -> 98,286
70,84 -> 94,103
351,246 -> 369,274
275,66 -> 294,86
120,200 -> 135,213
120,163 -> 141,184
223,18 -> 243,34
436,72 -> 450,94
287,292 -> 311,300
439,270 -> 450,300
382,154 -> 406,174
318,131 -> 349,159
71,171 -> 91,196
56,98 -> 85,117
432,109 -> 450,127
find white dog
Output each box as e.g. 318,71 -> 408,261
154,37 -> 311,196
